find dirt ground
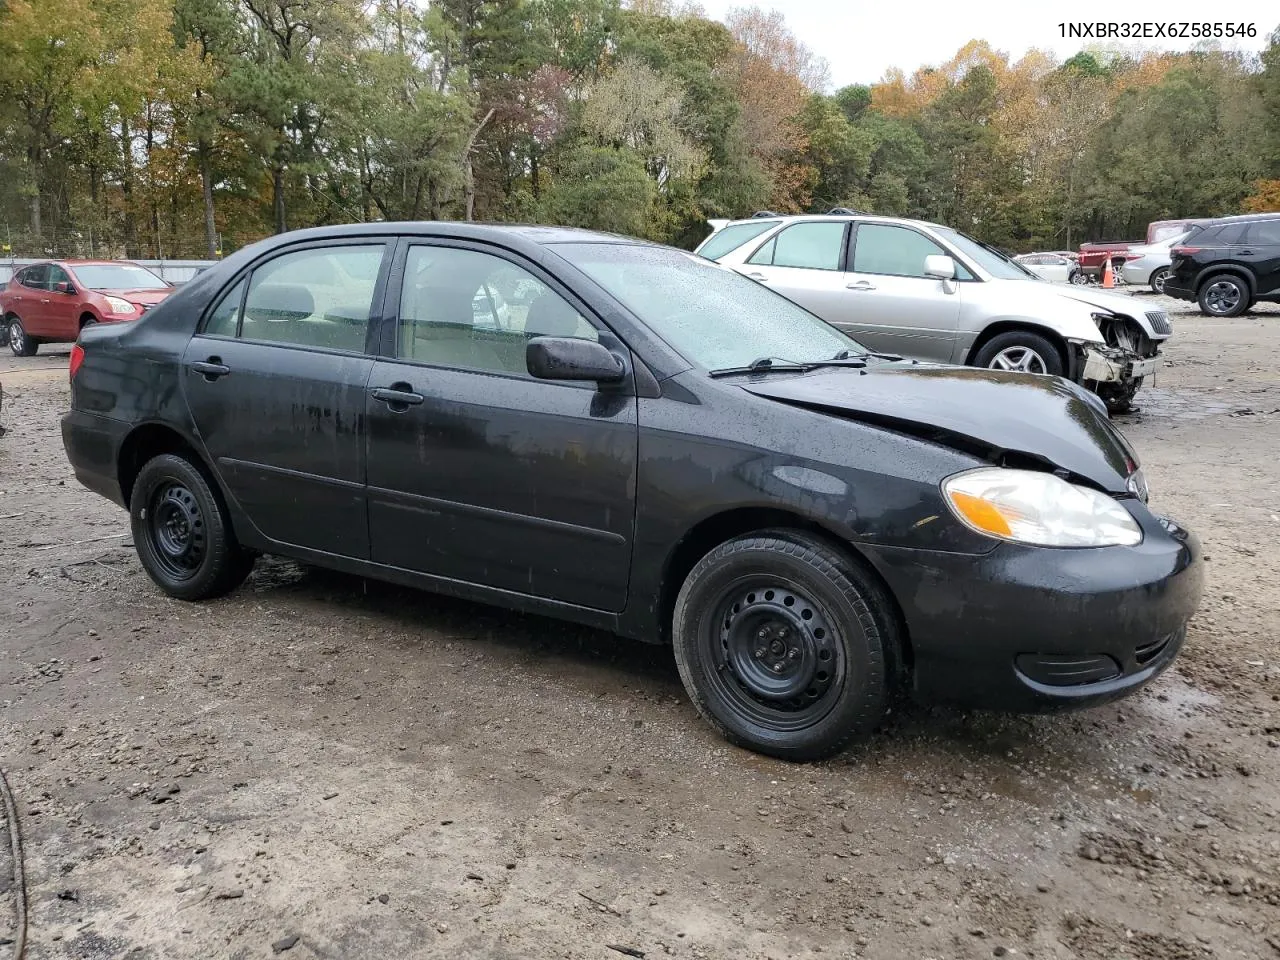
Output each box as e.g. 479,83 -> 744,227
2,291 -> 1279,960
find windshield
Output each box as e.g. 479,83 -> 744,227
71,263 -> 169,290
553,243 -> 866,371
696,220 -> 780,261
933,228 -> 1039,280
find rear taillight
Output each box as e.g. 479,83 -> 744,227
69,343 -> 85,382
1171,246 -> 1201,256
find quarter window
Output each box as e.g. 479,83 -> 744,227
748,222 -> 845,271
852,224 -> 949,278
398,246 -> 597,377
203,279 -> 246,337
238,245 -> 384,352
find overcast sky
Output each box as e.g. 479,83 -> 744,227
693,0 -> 1279,88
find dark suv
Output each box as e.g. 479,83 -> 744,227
1165,213 -> 1280,317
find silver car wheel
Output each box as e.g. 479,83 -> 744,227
1204,280 -> 1241,315
1070,270 -> 1090,285
8,320 -> 24,354
1149,268 -> 1170,295
989,346 -> 1048,374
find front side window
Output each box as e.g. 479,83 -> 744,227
698,220 -> 780,261
553,242 -> 864,372
853,224 -> 951,278
1246,220 -> 1280,245
748,222 -> 845,270
238,245 -> 384,352
47,265 -> 71,288
398,246 -> 597,377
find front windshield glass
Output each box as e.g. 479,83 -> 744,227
71,263 -> 169,290
553,242 -> 866,371
933,227 -> 1038,280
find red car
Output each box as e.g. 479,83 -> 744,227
2,260 -> 174,357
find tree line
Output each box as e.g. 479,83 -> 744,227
1,0 -> 1277,260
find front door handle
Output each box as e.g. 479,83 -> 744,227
745,272 -> 770,282
371,385 -> 425,410
190,359 -> 231,381
846,281 -> 877,291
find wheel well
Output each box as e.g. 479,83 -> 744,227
79,312 -> 97,328
117,424 -> 203,507
658,507 -> 913,676
965,322 -> 1070,370
1198,268 -> 1255,295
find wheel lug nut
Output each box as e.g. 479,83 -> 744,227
772,663 -> 784,673
754,647 -> 766,658
788,649 -> 800,661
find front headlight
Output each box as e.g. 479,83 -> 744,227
942,467 -> 1142,547
104,296 -> 136,314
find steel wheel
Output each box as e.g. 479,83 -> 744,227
706,577 -> 846,732
988,345 -> 1048,374
1202,279 -> 1242,316
146,481 -> 207,582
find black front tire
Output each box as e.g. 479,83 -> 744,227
973,331 -> 1065,377
130,453 -> 254,600
672,533 -> 890,761
1197,274 -> 1249,317
7,316 -> 37,357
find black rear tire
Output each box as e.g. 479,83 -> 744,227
130,453 -> 254,600
672,533 -> 889,761
1197,274 -> 1249,317
973,330 -> 1065,377
7,316 -> 37,357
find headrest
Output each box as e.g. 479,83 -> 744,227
248,283 -> 314,323
524,293 -> 582,338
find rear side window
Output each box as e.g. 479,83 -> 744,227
697,221 -> 779,261
1199,223 -> 1248,245
748,221 -> 845,270
1245,220 -> 1280,245
20,265 -> 48,289
237,245 -> 385,352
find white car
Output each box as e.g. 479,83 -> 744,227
1120,233 -> 1188,294
1014,252 -> 1079,285
697,213 -> 1173,414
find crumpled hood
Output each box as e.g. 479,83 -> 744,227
1028,283 -> 1146,318
740,364 -> 1138,492
100,287 -> 174,306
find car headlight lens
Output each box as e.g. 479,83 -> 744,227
104,296 -> 136,314
942,467 -> 1142,547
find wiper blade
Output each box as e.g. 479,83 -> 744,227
709,356 -> 811,377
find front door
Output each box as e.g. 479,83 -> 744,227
181,240 -> 391,558
841,222 -> 965,361
365,241 -> 638,611
44,264 -> 79,340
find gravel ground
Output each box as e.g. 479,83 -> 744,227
1,291 -> 1279,960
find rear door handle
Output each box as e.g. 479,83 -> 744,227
189,359 -> 231,380
846,281 -> 876,291
371,386 -> 424,409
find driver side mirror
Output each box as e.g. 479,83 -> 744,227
55,281 -> 75,294
527,336 -> 625,384
923,255 -> 956,280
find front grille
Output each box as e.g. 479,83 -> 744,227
1015,653 -> 1121,686
1145,311 -> 1172,335
1134,634 -> 1173,667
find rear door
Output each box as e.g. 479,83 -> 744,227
181,239 -> 391,558
841,222 -> 965,361
1243,220 -> 1280,297
733,221 -> 852,326
14,265 -> 50,335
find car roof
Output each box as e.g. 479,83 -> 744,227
714,213 -> 949,232
1200,212 -> 1280,225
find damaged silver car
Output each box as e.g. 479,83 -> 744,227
698,214 -> 1170,414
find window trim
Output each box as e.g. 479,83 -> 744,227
744,221 -> 850,272
381,237 -> 624,386
848,222 -> 977,281
195,237 -> 394,357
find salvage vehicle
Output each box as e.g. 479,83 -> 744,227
62,223 -> 1203,761
2,260 -> 174,356
698,214 -> 1170,414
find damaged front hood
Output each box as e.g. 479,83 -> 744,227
741,365 -> 1137,492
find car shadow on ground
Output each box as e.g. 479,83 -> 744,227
240,555 -> 1142,786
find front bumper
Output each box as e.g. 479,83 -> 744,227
1071,342 -> 1160,383
864,504 -> 1203,713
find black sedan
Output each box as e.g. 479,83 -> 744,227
62,223 -> 1204,760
